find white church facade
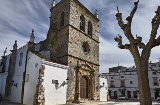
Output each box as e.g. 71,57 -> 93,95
0,40 -> 68,105
0,0 -> 108,105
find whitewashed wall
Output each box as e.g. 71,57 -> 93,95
0,72 -> 7,100
42,60 -> 68,105
10,45 -> 28,103
23,51 -> 42,105
0,54 -> 11,100
148,70 -> 160,98
100,77 -> 108,101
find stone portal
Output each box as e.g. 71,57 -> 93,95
74,62 -> 97,102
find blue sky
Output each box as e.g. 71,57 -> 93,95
0,0 -> 160,73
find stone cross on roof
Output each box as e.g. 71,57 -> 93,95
51,0 -> 56,8
29,29 -> 35,43
2,47 -> 7,57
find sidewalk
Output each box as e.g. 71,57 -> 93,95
0,101 -> 23,105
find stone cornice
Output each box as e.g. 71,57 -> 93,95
42,59 -> 68,69
57,54 -> 100,66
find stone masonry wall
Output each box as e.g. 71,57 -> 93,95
69,0 -> 99,42
5,50 -> 17,100
66,0 -> 100,101
41,0 -> 70,64
33,65 -> 45,105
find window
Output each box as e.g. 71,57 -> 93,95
60,12 -> 65,27
110,81 -> 115,87
80,15 -> 85,32
2,64 -> 5,73
19,52 -> 23,66
0,61 -> 5,73
82,42 -> 90,53
120,80 -> 125,87
152,72 -> 157,75
109,90 -> 111,96
121,76 -> 124,78
88,21 -> 92,36
153,77 -> 159,86
130,81 -> 133,84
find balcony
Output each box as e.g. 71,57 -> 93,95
153,82 -> 159,86
110,85 -> 115,87
120,84 -> 125,87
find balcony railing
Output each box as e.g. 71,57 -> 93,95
120,84 -> 125,87
153,82 -> 159,86
110,85 -> 115,87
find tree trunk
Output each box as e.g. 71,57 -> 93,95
136,61 -> 152,105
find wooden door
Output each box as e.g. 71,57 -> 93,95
127,91 -> 131,98
80,76 -> 88,98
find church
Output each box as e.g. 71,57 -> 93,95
0,0 -> 108,105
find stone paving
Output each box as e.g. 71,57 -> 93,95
0,101 -> 23,105
0,100 -> 160,105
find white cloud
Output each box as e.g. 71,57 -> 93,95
0,0 -> 160,73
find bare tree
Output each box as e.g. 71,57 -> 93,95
114,0 -> 160,105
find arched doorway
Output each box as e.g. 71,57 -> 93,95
80,76 -> 88,98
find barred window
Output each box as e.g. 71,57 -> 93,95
88,21 -> 92,36
19,52 -> 23,66
60,12 -> 65,27
80,15 -> 85,32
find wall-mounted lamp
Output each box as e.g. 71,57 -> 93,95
61,78 -> 69,87
13,83 -> 17,87
11,80 -> 14,85
52,78 -> 69,89
52,79 -> 59,90
11,80 -> 17,87
66,78 -> 69,82
99,82 -> 105,89
103,82 -> 105,87
52,80 -> 59,85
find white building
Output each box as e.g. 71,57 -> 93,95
101,63 -> 160,100
0,31 -> 68,105
99,77 -> 108,101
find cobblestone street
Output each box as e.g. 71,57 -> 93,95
0,100 -> 160,105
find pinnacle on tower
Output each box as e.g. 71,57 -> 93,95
13,40 -> 17,51
1,47 -> 7,58
3,47 -> 7,57
51,0 -> 56,8
29,29 -> 35,43
95,10 -> 98,18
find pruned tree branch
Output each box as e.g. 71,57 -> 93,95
115,0 -> 140,45
147,6 -> 160,49
134,35 -> 145,49
153,35 -> 160,47
115,6 -> 127,30
127,0 -> 139,26
114,34 -> 131,49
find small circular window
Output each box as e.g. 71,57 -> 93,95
82,42 -> 90,54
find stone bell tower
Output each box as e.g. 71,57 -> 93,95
41,0 -> 100,102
